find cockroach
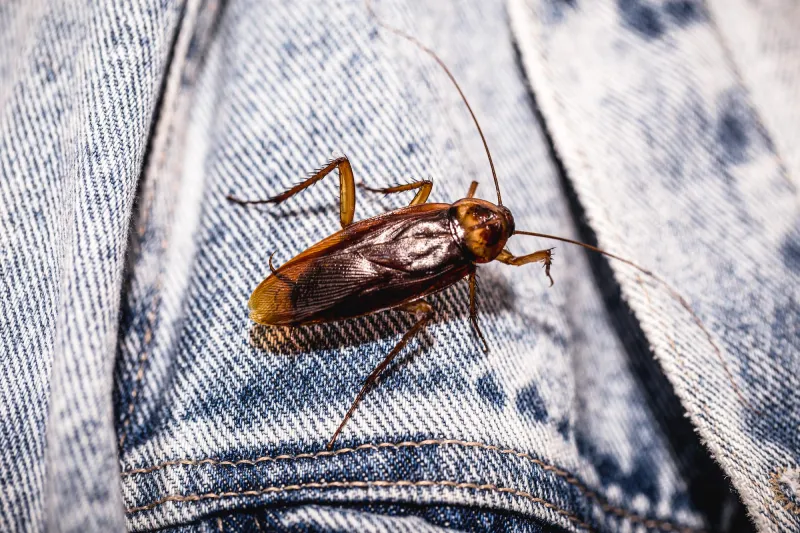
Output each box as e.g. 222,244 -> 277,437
227,5 -> 754,451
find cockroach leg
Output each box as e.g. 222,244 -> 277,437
266,251 -> 295,286
227,156 -> 357,228
268,251 -> 279,274
496,248 -> 555,286
327,299 -> 435,450
468,271 -> 490,353
359,179 -> 433,206
466,180 -> 478,199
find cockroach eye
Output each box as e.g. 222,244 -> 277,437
222,0 -> 750,452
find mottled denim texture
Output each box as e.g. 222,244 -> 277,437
511,0 -> 800,531
1,0 -> 798,532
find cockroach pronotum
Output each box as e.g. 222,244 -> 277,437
227,4 -> 753,451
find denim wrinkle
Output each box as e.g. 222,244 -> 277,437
0,1 -> 184,531
3,0 -> 797,531
511,0 -> 799,531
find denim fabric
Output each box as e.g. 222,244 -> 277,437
0,1 -> 185,531
1,0 -> 798,532
158,504 -> 557,532
511,0 -> 799,531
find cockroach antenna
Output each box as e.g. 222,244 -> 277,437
366,0 -> 503,206
366,0 -> 758,416
513,231 -> 760,415
227,3 -> 759,451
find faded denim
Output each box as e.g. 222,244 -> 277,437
1,0 -> 798,532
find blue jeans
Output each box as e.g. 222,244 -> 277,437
1,0 -> 798,531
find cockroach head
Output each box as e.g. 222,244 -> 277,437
450,199 -> 515,263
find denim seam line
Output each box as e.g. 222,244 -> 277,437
117,112 -> 169,451
517,0 -> 757,425
117,142 -> 171,450
538,3 -> 752,416
117,0 -> 204,450
126,478 -> 592,531
120,439 -> 703,533
770,467 -> 800,515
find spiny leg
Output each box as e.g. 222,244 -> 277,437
227,156 -> 356,229
496,248 -> 555,286
359,179 -> 433,207
469,271 -> 489,353
466,180 -> 478,198
327,300 -> 434,450
268,251 -> 279,274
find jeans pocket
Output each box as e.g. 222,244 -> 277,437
117,1 -> 719,532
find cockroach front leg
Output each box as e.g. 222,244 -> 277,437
466,180 -> 478,198
327,299 -> 434,450
227,156 -> 356,229
469,271 -> 489,353
496,248 -> 555,286
359,179 -> 433,206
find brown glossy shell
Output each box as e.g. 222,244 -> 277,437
248,203 -> 474,326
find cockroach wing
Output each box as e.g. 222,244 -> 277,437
248,203 -> 473,326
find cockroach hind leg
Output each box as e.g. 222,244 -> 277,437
225,193 -> 263,206
326,300 -> 435,450
470,317 -> 490,353
227,156 -> 357,228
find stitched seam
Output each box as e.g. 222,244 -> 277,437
770,467 -> 800,515
117,0 -> 202,450
125,478 -> 593,531
117,166 -> 171,449
120,438 -> 701,532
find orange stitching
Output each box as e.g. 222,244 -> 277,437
515,0 -> 759,416
118,305 -> 158,448
125,478 -> 593,530
118,86 -> 168,449
770,467 -> 800,515
117,1 -> 203,450
120,438 -> 701,532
